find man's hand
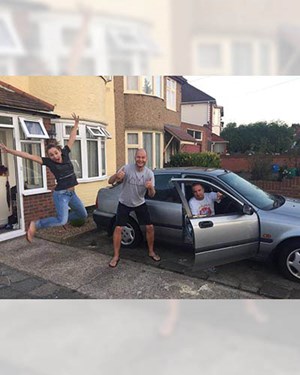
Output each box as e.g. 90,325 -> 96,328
145,179 -> 153,190
145,179 -> 155,198
217,192 -> 223,200
116,168 -> 125,182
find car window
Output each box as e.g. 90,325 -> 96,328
218,171 -> 279,210
148,174 -> 181,203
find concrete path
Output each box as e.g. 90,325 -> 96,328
0,236 -> 261,299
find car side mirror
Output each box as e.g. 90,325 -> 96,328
243,204 -> 254,215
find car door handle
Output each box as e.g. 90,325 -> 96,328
199,221 -> 213,228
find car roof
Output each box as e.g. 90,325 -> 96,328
153,167 -> 230,177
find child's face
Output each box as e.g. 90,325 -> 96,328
47,147 -> 62,163
192,184 -> 205,200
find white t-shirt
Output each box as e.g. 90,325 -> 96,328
189,192 -> 218,216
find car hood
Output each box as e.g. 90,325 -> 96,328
271,197 -> 300,218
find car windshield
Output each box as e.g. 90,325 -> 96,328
218,172 -> 283,210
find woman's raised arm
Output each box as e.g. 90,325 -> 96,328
67,113 -> 80,149
0,143 -> 43,164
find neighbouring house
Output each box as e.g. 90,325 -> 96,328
113,75 -> 188,168
181,81 -> 228,154
0,77 -> 115,242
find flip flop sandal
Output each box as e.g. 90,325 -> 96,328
109,259 -> 120,268
148,254 -> 161,262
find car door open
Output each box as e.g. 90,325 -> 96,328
171,178 -> 260,270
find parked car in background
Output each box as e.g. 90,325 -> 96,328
93,167 -> 300,282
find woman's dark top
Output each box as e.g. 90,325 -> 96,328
42,145 -> 78,191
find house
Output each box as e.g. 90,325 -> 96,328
0,76 -> 115,242
181,81 -> 228,154
113,75 -> 188,167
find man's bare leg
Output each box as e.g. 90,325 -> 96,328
146,224 -> 160,261
109,226 -> 122,267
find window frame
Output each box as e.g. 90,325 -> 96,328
166,77 -> 177,111
19,117 -> 49,139
124,76 -> 164,99
125,130 -> 163,169
55,119 -> 109,182
19,138 -> 48,195
187,129 -> 202,141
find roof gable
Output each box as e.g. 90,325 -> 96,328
182,82 -> 216,103
0,80 -> 54,112
165,124 -> 196,142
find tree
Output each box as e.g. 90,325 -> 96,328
221,121 -> 294,154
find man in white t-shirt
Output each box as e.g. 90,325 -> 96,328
189,183 -> 223,216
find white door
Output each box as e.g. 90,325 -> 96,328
0,128 -> 17,229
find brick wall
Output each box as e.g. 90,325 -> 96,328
221,154 -> 300,172
181,144 -> 201,153
254,177 -> 300,199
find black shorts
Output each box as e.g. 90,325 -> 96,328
115,202 -> 152,226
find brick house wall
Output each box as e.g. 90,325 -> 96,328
181,144 -> 201,153
113,76 -> 182,168
114,76 -> 126,169
181,121 -> 209,152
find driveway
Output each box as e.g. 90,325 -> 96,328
62,228 -> 300,299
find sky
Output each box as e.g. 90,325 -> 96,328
185,76 -> 300,126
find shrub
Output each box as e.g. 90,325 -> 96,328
169,152 -> 221,168
250,153 -> 272,180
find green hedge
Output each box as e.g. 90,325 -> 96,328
168,152 -> 221,168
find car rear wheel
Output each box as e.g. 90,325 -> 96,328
114,217 -> 142,248
277,240 -> 300,282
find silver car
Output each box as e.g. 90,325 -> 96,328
93,167 -> 300,282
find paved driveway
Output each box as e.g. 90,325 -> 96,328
63,228 -> 300,299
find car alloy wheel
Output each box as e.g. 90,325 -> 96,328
277,240 -> 300,282
119,217 -> 142,248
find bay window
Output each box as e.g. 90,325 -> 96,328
126,131 -> 162,169
57,120 -> 110,181
125,76 -> 164,99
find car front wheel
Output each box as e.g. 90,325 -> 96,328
277,240 -> 300,282
113,217 -> 142,248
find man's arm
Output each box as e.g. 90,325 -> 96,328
108,167 -> 125,185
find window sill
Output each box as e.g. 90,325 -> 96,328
124,92 -> 164,101
166,106 -> 177,112
77,176 -> 108,183
22,189 -> 52,196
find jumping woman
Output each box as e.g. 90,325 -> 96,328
0,113 -> 87,242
